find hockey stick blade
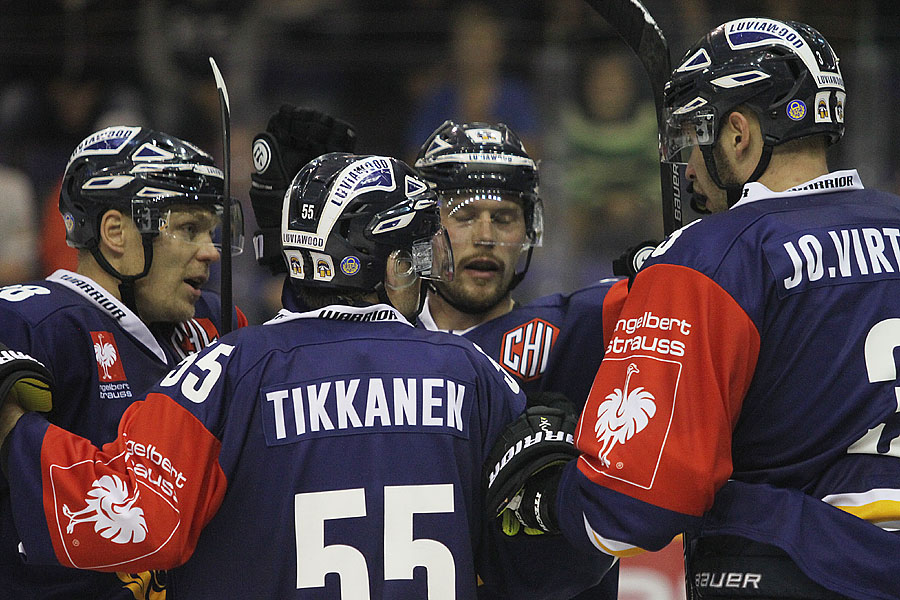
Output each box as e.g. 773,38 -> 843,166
209,56 -> 233,334
582,0 -> 686,235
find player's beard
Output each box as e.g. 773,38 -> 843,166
432,273 -> 512,315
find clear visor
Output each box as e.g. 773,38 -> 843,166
662,108 -> 717,162
133,198 -> 245,256
440,190 -> 541,250
412,227 -> 454,282
387,227 -> 454,291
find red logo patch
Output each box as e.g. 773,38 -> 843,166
579,355 -> 680,489
48,454 -> 181,570
499,318 -> 559,381
90,331 -> 126,382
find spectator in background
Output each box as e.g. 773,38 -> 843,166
558,36 -> 663,281
405,1 -> 541,160
0,163 -> 38,285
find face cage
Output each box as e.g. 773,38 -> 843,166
662,107 -> 718,163
439,190 -> 543,250
132,196 -> 245,256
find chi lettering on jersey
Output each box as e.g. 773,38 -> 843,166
500,318 -> 559,381
171,318 -> 219,360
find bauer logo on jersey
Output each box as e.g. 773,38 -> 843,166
91,331 -> 126,382
48,453 -> 180,569
580,356 -> 679,490
500,318 -> 559,381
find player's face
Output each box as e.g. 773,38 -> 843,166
135,206 -> 221,323
685,144 -> 731,214
434,191 -> 527,312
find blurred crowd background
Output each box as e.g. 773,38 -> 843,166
1,0 -> 898,323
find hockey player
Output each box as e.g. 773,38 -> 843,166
0,126 -> 247,599
488,18 -> 900,600
414,121 -> 626,598
0,153 -> 610,598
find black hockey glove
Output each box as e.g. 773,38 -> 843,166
612,239 -> 660,281
250,105 -> 357,273
0,343 -> 53,413
484,392 -> 580,535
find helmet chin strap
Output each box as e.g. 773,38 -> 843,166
507,246 -> 533,292
700,142 -> 774,208
89,236 -> 155,316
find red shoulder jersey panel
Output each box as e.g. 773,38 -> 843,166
575,264 -> 760,516
601,278 -> 629,342
39,393 -> 227,572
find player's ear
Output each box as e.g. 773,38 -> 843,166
724,110 -> 754,157
97,209 -> 131,257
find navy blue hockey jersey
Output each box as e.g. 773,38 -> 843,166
0,269 -> 245,600
559,170 -> 900,599
419,278 -> 628,599
419,278 -> 628,405
5,303 -> 608,599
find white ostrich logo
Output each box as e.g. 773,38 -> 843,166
62,474 -> 148,544
594,363 -> 657,467
94,333 -> 117,380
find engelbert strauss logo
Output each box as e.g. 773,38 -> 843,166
594,363 -> 656,467
63,474 -> 147,544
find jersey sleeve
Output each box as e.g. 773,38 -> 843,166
466,343 -> 616,596
559,262 -> 760,555
5,392 -> 227,572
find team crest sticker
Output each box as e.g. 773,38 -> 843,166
341,256 -> 361,276
787,99 -> 806,121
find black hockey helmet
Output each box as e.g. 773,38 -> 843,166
60,125 -> 243,254
414,120 -> 543,246
663,18 -> 844,206
414,121 -> 542,289
282,153 -> 453,294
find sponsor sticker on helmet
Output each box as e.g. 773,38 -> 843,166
285,250 -> 305,279
464,128 -> 503,145
67,126 -> 142,169
311,252 -> 335,281
815,91 -> 832,123
835,91 -> 846,123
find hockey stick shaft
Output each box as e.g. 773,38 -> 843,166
209,57 -> 233,334
581,0 -> 684,235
